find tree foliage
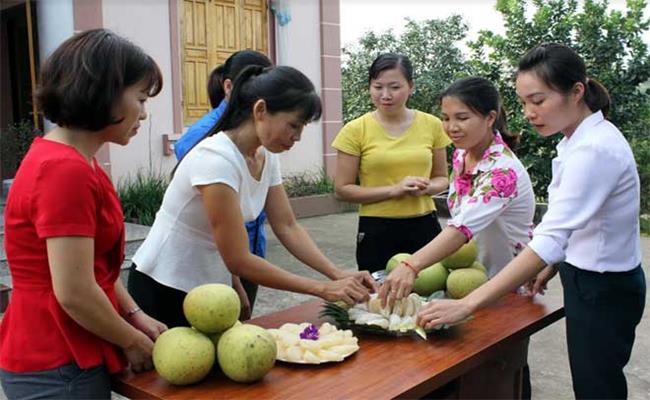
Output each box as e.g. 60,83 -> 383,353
469,0 -> 650,201
341,0 -> 650,211
342,16 -> 470,122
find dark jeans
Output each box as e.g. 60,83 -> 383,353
127,265 -> 189,328
0,363 -> 110,400
559,262 -> 646,399
356,213 -> 442,273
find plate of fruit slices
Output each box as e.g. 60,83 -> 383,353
267,322 -> 360,364
320,291 -> 472,339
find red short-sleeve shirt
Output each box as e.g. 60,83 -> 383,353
0,137 -> 127,373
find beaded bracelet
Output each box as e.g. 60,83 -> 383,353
400,260 -> 418,275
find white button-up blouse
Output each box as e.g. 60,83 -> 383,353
527,111 -> 642,272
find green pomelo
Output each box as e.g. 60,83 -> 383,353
217,324 -> 277,383
183,283 -> 240,334
208,320 -> 242,349
386,253 -> 411,274
153,327 -> 215,386
412,262 -> 448,296
446,268 -> 488,299
469,261 -> 488,275
442,240 -> 479,269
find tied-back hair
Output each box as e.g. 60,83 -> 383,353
208,50 -> 272,108
211,65 -> 322,134
173,65 -> 321,176
368,53 -> 414,84
440,76 -> 520,151
207,65 -> 226,109
518,43 -> 611,117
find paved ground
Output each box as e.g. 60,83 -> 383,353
1,209 -> 649,399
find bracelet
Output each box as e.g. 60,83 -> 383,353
400,260 -> 418,275
126,307 -> 142,318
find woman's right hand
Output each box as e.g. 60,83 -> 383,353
123,330 -> 155,373
392,176 -> 429,197
319,277 -> 373,305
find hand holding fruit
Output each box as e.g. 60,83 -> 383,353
379,262 -> 417,308
319,276 -> 372,305
416,298 -> 473,330
392,176 -> 430,197
336,270 -> 379,293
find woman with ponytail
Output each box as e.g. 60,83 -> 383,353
129,65 -> 377,328
167,50 -> 272,320
418,44 -> 645,399
380,77 -> 535,299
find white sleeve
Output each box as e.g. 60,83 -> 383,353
188,146 -> 241,193
528,145 -> 624,265
268,152 -> 283,187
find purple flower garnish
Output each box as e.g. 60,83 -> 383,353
299,324 -> 319,340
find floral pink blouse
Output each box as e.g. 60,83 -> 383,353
447,132 -> 536,277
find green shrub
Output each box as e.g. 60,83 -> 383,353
117,170 -> 168,226
283,170 -> 334,198
631,137 -> 650,215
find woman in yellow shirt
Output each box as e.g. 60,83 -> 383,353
333,53 -> 450,273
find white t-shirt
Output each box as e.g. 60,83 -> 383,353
132,133 -> 283,292
528,111 -> 641,272
446,132 -> 536,277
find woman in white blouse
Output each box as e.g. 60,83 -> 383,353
417,44 -> 646,399
128,65 -> 377,329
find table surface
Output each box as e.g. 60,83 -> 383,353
114,293 -> 564,400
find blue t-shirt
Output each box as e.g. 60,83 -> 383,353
174,100 -> 267,258
174,100 -> 228,159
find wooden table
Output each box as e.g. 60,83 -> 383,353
114,293 -> 564,399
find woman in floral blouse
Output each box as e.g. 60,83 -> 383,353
380,76 -> 536,300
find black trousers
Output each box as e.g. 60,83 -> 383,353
127,265 -> 189,328
356,213 -> 442,273
559,262 -> 646,399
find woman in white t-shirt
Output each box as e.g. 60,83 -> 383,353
128,65 -> 377,328
417,44 -> 645,399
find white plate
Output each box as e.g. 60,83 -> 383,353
275,346 -> 359,365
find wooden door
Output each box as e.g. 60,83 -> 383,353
181,0 -> 268,125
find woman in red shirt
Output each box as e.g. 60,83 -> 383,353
0,29 -> 167,399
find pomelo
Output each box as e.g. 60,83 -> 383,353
218,324 -> 277,383
412,262 -> 448,296
441,240 -> 478,269
446,268 -> 488,299
469,261 -> 488,275
153,327 -> 215,385
386,253 -> 411,274
183,283 -> 240,334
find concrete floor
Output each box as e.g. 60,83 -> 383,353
1,211 -> 649,399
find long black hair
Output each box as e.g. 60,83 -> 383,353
208,50 -> 272,108
440,76 -> 519,150
517,43 -> 610,116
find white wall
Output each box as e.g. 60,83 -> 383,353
102,0 -> 177,185
275,0 -> 324,177
37,0 -> 74,131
